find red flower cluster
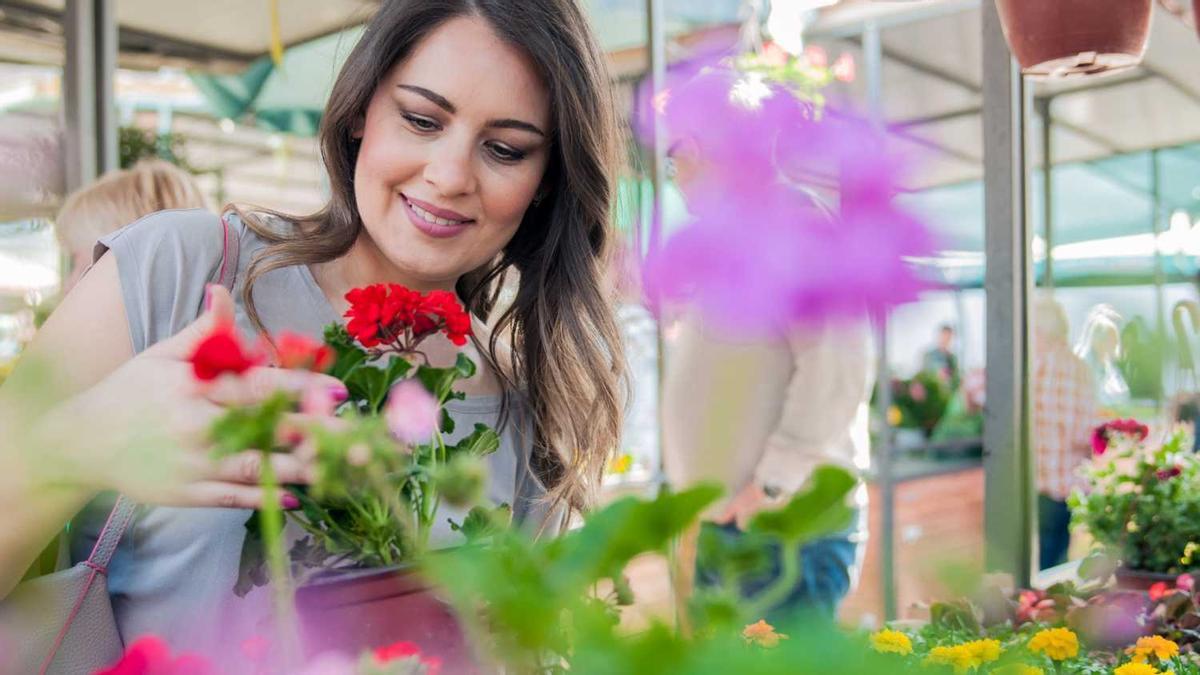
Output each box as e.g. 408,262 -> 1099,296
344,284 -> 472,350
271,332 -> 334,373
373,640 -> 442,674
188,323 -> 263,382
96,635 -> 212,675
1090,418 -> 1150,456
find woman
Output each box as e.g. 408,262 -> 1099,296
0,0 -> 624,663
55,159 -> 208,293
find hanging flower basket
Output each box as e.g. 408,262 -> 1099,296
994,0 -> 1153,78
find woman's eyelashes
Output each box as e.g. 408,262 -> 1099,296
400,109 -> 532,164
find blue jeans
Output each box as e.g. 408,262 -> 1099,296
1039,494 -> 1071,569
695,520 -> 861,622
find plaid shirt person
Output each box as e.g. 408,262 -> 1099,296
1033,341 -> 1099,501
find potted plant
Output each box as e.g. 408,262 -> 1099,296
994,0 -> 1153,78
194,283 -> 503,669
1069,420 -> 1200,590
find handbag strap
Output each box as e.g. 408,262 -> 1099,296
84,495 -> 137,572
81,213 -> 242,573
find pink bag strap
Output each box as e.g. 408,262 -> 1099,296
83,495 -> 137,573
217,211 -> 241,291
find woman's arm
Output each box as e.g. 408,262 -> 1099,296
0,255 -> 347,597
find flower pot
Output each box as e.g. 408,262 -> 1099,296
1114,567 -> 1180,592
993,0 -> 1152,78
295,565 -> 475,672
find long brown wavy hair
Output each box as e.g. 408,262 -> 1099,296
235,0 -> 626,516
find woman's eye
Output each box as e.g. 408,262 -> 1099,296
486,142 -> 526,163
402,113 -> 440,132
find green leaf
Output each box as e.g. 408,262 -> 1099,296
451,504 -> 512,543
448,423 -> 501,458
323,323 -> 369,381
234,512 -> 269,598
553,484 -> 724,583
748,466 -> 857,544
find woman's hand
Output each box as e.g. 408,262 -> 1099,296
30,285 -> 347,510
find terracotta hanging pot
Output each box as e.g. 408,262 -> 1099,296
994,0 -> 1153,78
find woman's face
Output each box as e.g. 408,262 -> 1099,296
353,15 -> 551,288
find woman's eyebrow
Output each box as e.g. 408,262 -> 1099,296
397,83 -> 546,138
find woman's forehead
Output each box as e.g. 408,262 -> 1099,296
384,16 -> 550,129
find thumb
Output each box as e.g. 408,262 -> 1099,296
150,284 -> 237,359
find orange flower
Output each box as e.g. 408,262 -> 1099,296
742,619 -> 788,648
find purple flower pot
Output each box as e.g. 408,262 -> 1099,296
295,565 -> 476,672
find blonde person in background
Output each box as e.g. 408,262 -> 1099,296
55,159 -> 208,293
1033,295 -> 1099,569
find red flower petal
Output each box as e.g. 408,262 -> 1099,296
373,640 -> 422,662
188,323 -> 261,381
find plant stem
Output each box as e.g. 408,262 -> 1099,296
259,453 -> 300,665
743,539 -> 803,622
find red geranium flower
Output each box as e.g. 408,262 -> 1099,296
95,635 -> 213,675
1149,581 -> 1172,602
272,332 -> 334,372
373,641 -> 442,674
188,322 -> 262,381
1091,418 -> 1150,456
343,284 -> 472,351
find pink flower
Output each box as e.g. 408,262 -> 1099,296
635,60 -> 933,333
373,641 -> 442,675
95,635 -> 213,675
909,382 -> 927,403
1178,574 -> 1195,592
385,380 -> 439,445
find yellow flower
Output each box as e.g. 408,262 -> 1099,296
1027,627 -> 1079,661
925,645 -> 974,674
1114,663 -> 1173,675
963,638 -> 1002,665
887,405 -> 903,426
869,628 -> 913,656
924,643 -> 998,674
608,453 -> 633,475
1126,635 -> 1179,663
742,619 -> 787,648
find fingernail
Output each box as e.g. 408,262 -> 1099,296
281,494 -> 301,509
329,385 -> 349,402
203,284 -> 214,311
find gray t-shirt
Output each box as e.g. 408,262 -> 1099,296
69,208 -> 552,667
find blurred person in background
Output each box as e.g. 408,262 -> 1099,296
662,136 -> 873,622
1073,304 -> 1131,413
55,159 -> 208,294
1033,295 -> 1098,569
922,323 -> 960,390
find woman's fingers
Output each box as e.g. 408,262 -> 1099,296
186,449 -> 315,487
202,367 -> 347,408
175,481 -> 297,510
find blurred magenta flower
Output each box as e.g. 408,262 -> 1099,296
95,635 -> 212,675
636,59 -> 934,332
386,380 -> 439,445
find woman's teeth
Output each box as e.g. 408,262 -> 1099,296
409,200 -> 467,226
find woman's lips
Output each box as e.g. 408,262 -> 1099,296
401,194 -> 474,239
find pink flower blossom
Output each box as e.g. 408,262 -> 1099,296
635,59 -> 933,333
1178,573 -> 1195,592
385,380 -> 440,445
95,635 -> 213,675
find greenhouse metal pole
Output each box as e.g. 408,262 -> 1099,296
1150,150 -> 1167,410
63,0 -> 117,192
862,19 -> 897,622
981,0 -> 1034,587
1036,97 -> 1053,289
